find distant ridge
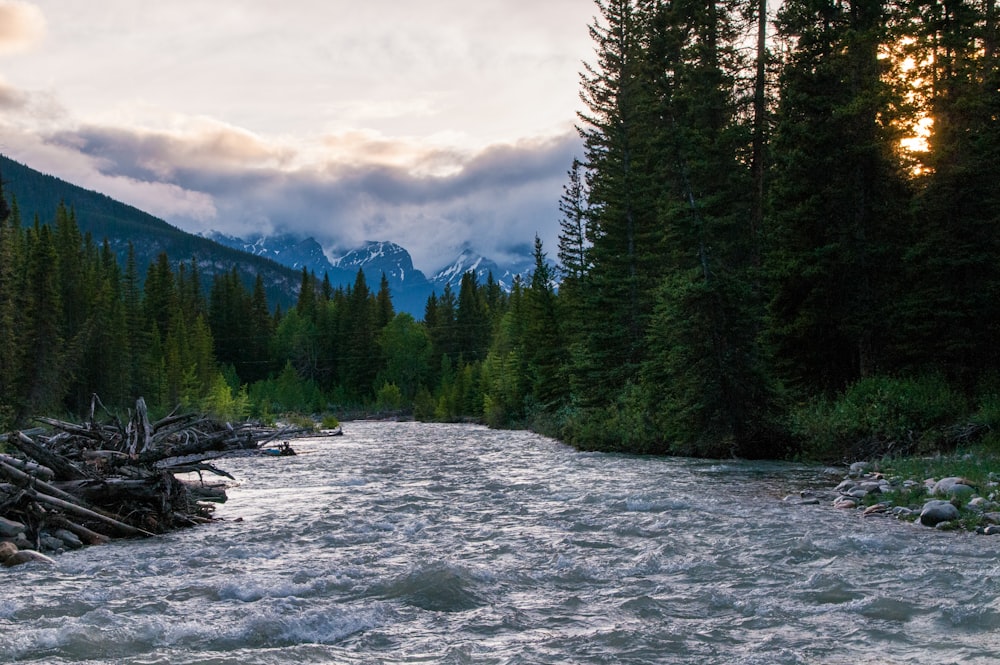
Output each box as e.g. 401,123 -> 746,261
0,154 -> 301,309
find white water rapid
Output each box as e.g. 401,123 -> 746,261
2,421 -> 999,664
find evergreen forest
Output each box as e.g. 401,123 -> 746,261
2,0 -> 999,461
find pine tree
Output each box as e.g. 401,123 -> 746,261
0,185 -> 20,423
343,269 -> 378,397
455,271 -> 490,362
896,0 -> 1000,384
575,0 -> 662,399
524,237 -> 568,410
19,224 -> 65,417
375,272 -> 395,330
764,0 -> 909,394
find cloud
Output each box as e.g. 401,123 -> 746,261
0,1 -> 45,55
0,79 -> 26,109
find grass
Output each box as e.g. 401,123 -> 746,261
858,439 -> 1000,530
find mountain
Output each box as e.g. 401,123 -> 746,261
0,154 -> 302,309
211,232 -> 544,316
209,232 -> 354,284
333,241 -> 435,316
431,246 -> 538,292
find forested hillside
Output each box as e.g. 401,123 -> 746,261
0,154 -> 302,310
2,0 -> 998,462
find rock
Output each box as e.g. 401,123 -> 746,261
863,504 -> 888,516
981,525 -> 1000,536
849,462 -> 869,477
858,481 -> 883,493
892,506 -> 915,518
833,496 -> 857,509
53,529 -> 83,549
39,535 -> 65,552
967,497 -> 989,511
835,479 -> 858,492
933,477 -> 976,498
0,541 -> 18,562
783,494 -> 820,506
919,500 -> 960,527
0,517 -> 25,538
848,488 -> 869,499
981,512 -> 1000,524
2,549 -> 56,567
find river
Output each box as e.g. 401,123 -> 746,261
2,421 -> 999,664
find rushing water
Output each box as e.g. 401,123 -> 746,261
3,421 -> 1000,664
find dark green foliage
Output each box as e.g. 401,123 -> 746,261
789,375 -> 967,461
1,0 -> 998,460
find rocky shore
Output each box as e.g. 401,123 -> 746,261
786,461 -> 1000,534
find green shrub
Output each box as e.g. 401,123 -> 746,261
375,381 -> 404,412
791,374 -> 966,461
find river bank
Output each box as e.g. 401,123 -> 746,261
786,448 -> 1000,533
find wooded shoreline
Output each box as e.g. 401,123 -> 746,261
0,396 -> 309,567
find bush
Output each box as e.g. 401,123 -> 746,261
791,374 -> 966,461
375,381 -> 404,412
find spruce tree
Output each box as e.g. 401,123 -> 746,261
764,0 -> 909,394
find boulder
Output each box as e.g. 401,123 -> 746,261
0,541 -> 17,562
0,517 -> 25,538
2,549 -> 56,567
933,477 -> 976,498
919,500 -> 960,527
53,529 -> 83,549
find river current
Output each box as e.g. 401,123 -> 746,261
2,421 -> 999,664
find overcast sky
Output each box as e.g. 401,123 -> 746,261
0,0 -> 595,270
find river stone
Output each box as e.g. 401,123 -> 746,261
0,541 -> 17,562
2,549 -> 56,567
859,481 -> 883,493
919,500 -> 960,527
0,517 -> 25,538
933,477 -> 976,497
835,479 -> 858,492
849,462 -> 869,477
53,529 -> 83,549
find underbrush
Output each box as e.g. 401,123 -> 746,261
789,374 -> 971,461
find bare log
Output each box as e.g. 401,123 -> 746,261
0,453 -> 55,481
126,397 -> 154,457
46,515 -> 111,546
33,416 -> 107,444
10,432 -> 89,481
0,459 -> 91,507
25,488 -> 153,537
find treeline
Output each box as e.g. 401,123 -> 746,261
3,0 -> 999,462
529,0 -> 1000,459
0,189 -> 532,429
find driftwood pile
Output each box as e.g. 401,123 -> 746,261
0,396 -> 302,565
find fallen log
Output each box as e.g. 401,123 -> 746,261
24,488 -> 154,537
46,514 -> 111,546
0,453 -> 55,481
10,432 -> 89,481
